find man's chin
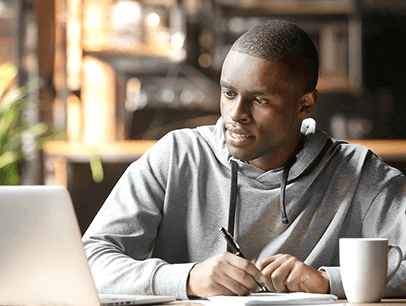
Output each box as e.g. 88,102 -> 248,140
227,145 -> 255,163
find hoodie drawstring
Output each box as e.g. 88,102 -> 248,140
227,160 -> 238,252
227,156 -> 296,237
279,156 -> 296,224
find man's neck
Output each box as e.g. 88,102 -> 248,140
248,133 -> 303,172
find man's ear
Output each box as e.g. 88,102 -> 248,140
298,89 -> 318,119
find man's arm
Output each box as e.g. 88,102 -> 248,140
255,173 -> 406,298
82,135 -> 196,299
361,174 -> 406,297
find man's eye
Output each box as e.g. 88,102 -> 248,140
253,97 -> 266,104
223,91 -> 236,98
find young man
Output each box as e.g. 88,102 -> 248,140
82,20 -> 406,299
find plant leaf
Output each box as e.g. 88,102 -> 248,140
0,63 -> 17,99
0,101 -> 21,145
0,162 -> 20,185
0,151 -> 18,169
90,155 -> 104,183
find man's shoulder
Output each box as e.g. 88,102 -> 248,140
333,140 -> 405,179
333,140 -> 370,156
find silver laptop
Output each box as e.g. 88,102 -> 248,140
0,185 -> 176,306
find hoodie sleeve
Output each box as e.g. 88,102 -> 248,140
82,134 -> 194,300
362,173 -> 406,297
321,172 -> 406,298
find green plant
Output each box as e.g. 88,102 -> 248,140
0,63 -> 62,185
0,63 -> 104,185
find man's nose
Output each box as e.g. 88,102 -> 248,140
229,97 -> 250,123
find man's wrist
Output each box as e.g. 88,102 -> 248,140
318,270 -> 330,294
318,266 -> 346,298
186,263 -> 199,298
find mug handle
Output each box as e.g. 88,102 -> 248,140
386,245 -> 403,285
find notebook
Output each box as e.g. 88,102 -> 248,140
209,292 -> 338,305
0,185 -> 176,306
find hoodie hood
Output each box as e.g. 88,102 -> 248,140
197,117 -> 329,183
197,117 -> 331,227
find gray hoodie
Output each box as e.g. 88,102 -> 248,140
82,118 -> 406,300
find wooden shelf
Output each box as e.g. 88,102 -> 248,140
82,43 -> 186,74
44,139 -> 406,161
44,139 -> 406,160
43,139 -> 406,164
44,140 -> 157,163
44,139 -> 406,187
347,139 -> 406,161
83,43 -> 180,58
219,0 -> 355,15
317,75 -> 360,93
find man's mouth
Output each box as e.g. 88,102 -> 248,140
226,129 -> 254,144
228,130 -> 252,139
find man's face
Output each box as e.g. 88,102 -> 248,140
220,50 -> 308,171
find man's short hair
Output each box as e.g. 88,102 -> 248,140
231,19 -> 319,92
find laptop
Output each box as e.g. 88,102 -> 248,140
0,185 -> 176,306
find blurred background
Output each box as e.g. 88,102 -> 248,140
1,0 -> 406,233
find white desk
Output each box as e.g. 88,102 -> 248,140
160,298 -> 406,305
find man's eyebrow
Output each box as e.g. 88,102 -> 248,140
220,81 -> 235,90
220,81 -> 280,97
250,90 -> 268,96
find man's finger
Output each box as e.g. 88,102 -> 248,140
228,253 -> 266,282
260,254 -> 299,292
260,260 -> 282,292
267,261 -> 292,292
211,268 -> 252,296
256,256 -> 277,271
284,262 -> 308,292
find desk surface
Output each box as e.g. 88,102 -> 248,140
160,298 -> 406,305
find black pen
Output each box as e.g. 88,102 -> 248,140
219,227 -> 269,292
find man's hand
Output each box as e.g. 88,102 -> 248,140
256,254 -> 330,294
187,252 -> 266,298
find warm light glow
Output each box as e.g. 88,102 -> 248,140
169,49 -> 187,62
82,0 -> 111,49
111,1 -> 142,29
82,56 -> 115,144
198,53 -> 212,68
67,94 -> 82,142
0,1 -> 6,16
158,31 -> 171,44
67,0 -> 82,91
52,98 -> 65,130
111,0 -> 142,45
147,12 -> 160,26
125,77 -> 142,111
171,31 -> 185,50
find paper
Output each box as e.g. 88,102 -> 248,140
208,292 -> 338,306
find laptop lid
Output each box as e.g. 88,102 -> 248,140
0,186 -> 176,306
0,185 -> 101,306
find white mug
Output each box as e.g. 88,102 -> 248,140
339,238 -> 402,303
